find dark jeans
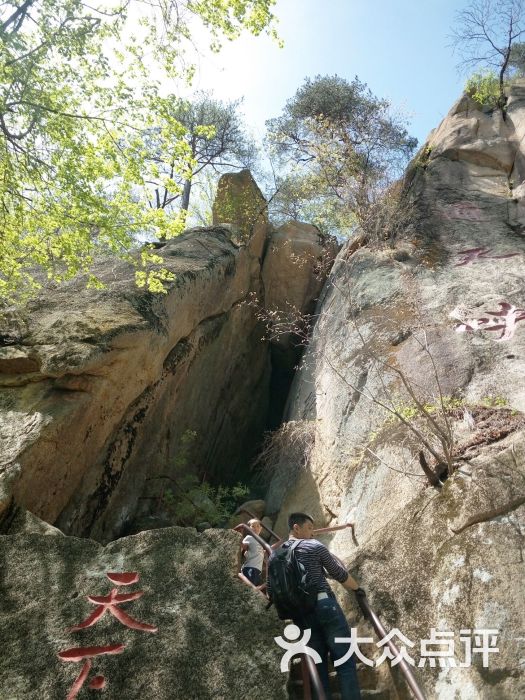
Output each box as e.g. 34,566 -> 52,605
241,566 -> 262,586
296,596 -> 361,700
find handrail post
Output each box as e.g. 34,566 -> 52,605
303,654 -> 326,700
300,656 -> 312,700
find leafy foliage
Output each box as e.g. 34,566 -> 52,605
465,70 -> 502,107
268,170 -> 354,235
142,92 -> 256,218
162,478 -> 250,527
0,0 -> 278,301
159,429 -> 250,527
265,75 -> 416,238
508,39 -> 525,72
451,0 -> 525,99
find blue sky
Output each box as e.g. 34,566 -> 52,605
190,0 -> 468,148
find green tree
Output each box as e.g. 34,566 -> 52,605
187,170 -> 219,227
0,0 -> 279,301
142,92 -> 256,218
268,170 -> 354,235
451,0 -> 525,101
265,75 -> 417,238
508,39 -> 525,73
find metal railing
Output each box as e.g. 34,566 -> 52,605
301,653 -> 326,700
237,508 -> 358,548
355,594 -> 426,700
232,522 -> 326,698
236,507 -> 280,544
232,519 -> 426,700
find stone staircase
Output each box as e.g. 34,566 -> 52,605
287,653 -> 396,700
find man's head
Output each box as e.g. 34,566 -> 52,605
288,512 -> 314,539
248,518 -> 262,534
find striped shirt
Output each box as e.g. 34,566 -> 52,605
268,537 -> 349,596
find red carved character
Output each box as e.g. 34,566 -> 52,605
58,572 -> 157,698
58,644 -> 125,700
67,572 -> 158,633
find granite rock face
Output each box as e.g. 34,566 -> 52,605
212,169 -> 268,261
0,170 -> 338,545
0,227 -> 271,542
267,84 -> 525,698
0,527 -> 287,700
262,221 -> 339,355
262,222 -> 339,316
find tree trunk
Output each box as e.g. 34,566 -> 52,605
181,178 -> 192,211
499,45 -> 512,117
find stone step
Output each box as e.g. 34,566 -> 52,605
290,686 -> 389,700
361,690 -> 391,700
291,678 -> 385,697
328,665 -> 378,691
289,659 -> 386,699
332,692 -> 390,700
356,664 -> 379,690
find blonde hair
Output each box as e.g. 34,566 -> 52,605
248,518 -> 261,528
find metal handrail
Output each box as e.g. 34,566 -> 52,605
238,507 -> 281,542
234,520 -> 423,699
238,508 -> 358,548
314,522 -> 359,547
237,570 -> 267,599
232,523 -> 326,698
302,653 -> 326,700
232,522 -> 273,555
355,593 -> 426,700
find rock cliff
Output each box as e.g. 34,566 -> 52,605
1,227 -> 270,543
0,171 -> 337,697
0,525 -> 287,700
3,81 -> 525,699
268,84 -> 525,698
0,167 -> 336,544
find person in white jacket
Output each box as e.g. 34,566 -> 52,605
241,518 -> 264,586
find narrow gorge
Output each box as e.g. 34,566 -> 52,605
1,85 -> 525,700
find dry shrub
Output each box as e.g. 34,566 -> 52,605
252,420 -> 316,486
354,181 -> 417,247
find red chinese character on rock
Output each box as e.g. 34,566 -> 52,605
452,301 -> 525,341
59,571 -> 157,698
440,201 -> 486,221
58,644 -> 125,700
67,572 -> 158,633
455,247 -> 520,266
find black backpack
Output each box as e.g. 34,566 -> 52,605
267,540 -> 317,620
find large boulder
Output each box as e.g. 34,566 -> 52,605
0,527 -> 287,699
212,169 -> 269,263
262,221 -> 339,326
261,221 -> 339,399
0,227 -> 271,542
267,84 -> 525,697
